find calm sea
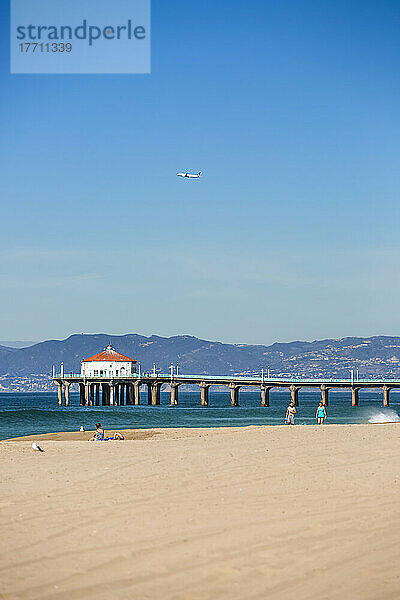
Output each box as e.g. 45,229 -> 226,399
1,389 -> 400,440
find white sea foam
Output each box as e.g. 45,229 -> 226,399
368,409 -> 400,424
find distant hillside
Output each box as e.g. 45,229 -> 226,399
0,341 -> 37,349
1,333 -> 400,379
0,345 -> 19,356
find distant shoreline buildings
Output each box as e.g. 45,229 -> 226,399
3,334 -> 400,392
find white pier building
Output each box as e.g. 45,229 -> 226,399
81,344 -> 137,378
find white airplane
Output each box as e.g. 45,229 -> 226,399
177,171 -> 202,178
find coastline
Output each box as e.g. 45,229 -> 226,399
2,421 -> 391,442
1,423 -> 400,599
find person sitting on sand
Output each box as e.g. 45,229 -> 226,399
90,423 -> 104,441
316,402 -> 327,424
285,401 -> 296,425
89,424 -> 124,441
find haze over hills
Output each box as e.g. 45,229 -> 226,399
0,341 -> 37,349
2,334 -> 400,390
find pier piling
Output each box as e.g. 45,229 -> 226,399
79,383 -> 84,406
290,385 -> 299,407
126,384 -> 133,405
320,385 -> 329,407
64,382 -> 70,407
146,383 -> 152,405
351,387 -> 359,406
200,383 -> 210,406
89,384 -> 94,406
84,384 -> 90,406
382,385 -> 390,407
109,383 -> 115,406
151,382 -> 162,405
229,384 -> 240,407
260,386 -> 272,407
170,383 -> 179,406
134,382 -> 141,405
57,383 -> 62,407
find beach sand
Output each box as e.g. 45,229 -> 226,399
1,424 -> 399,599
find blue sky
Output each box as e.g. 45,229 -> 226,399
1,0 -> 400,344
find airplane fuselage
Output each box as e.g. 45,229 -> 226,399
177,172 -> 201,178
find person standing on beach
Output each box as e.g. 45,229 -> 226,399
285,401 -> 296,425
316,402 -> 327,424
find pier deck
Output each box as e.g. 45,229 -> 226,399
53,373 -> 399,407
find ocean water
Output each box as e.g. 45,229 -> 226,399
1,389 -> 400,440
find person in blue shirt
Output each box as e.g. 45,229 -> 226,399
89,423 -> 124,441
90,423 -> 104,440
316,402 -> 327,424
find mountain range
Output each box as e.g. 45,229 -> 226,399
2,333 -> 400,379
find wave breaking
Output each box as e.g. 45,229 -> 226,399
368,409 -> 400,424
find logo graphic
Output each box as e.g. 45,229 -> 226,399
11,0 -> 151,74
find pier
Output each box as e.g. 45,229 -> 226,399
53,372 -> 400,407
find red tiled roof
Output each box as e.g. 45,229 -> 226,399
82,346 -> 136,363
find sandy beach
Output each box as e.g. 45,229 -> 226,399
1,424 -> 400,600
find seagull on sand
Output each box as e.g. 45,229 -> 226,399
32,442 -> 44,452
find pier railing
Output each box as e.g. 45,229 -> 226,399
55,372 -> 400,384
